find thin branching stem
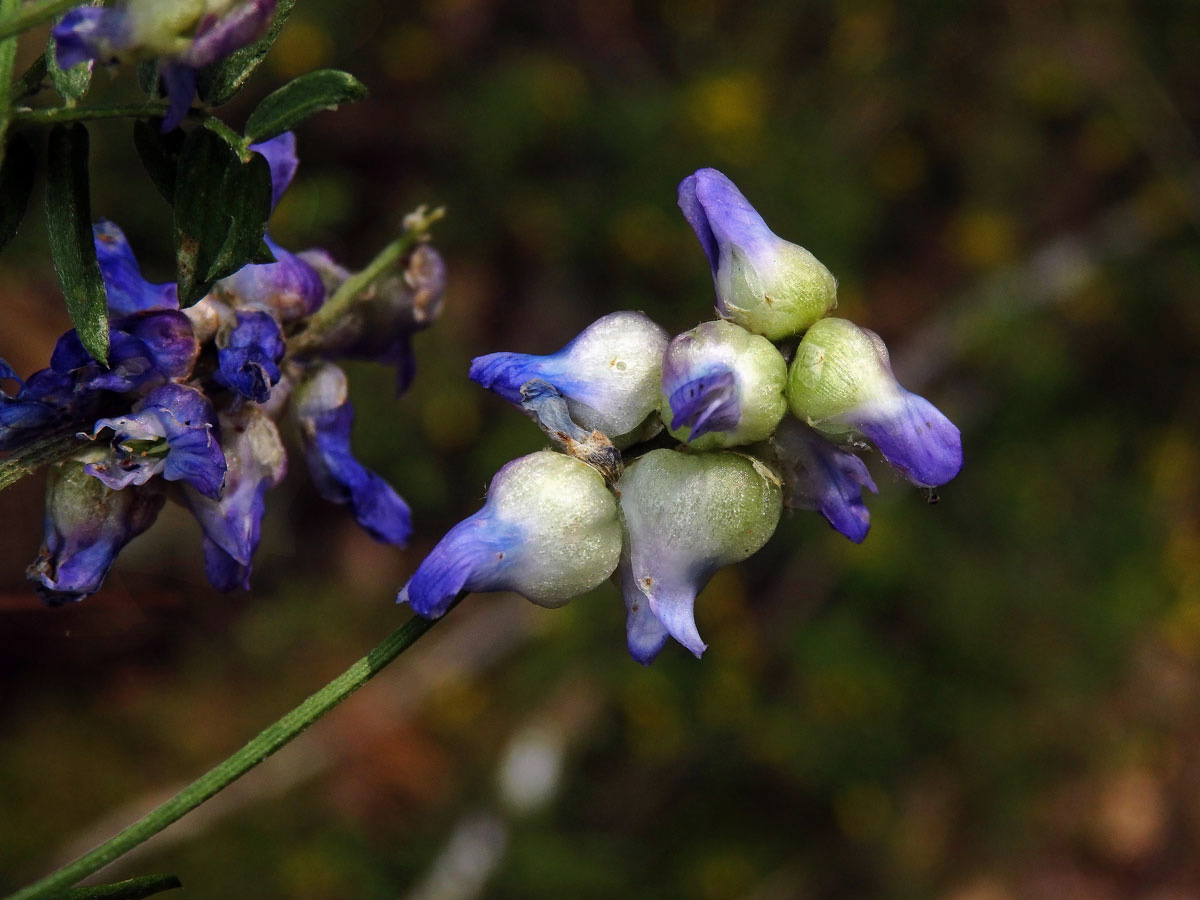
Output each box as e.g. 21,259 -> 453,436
3,609 -> 451,900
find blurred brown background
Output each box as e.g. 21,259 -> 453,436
3,1 -> 1200,898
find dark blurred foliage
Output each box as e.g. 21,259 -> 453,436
4,1 -> 1200,898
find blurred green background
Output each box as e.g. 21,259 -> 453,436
3,1 -> 1200,898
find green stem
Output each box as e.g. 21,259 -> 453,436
12,102 -> 170,125
0,429 -> 85,493
0,0 -> 81,42
0,0 -> 19,165
54,874 -> 182,900
3,611 -> 446,900
290,206 -> 445,356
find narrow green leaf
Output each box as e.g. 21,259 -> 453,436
0,0 -> 17,165
133,118 -> 184,204
195,0 -> 295,106
173,127 -> 272,306
137,58 -> 159,96
243,69 -> 367,143
0,133 -> 35,255
11,53 -> 48,102
45,20 -> 92,101
45,123 -> 108,363
250,238 -> 276,264
54,873 -> 183,900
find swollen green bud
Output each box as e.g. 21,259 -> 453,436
659,319 -> 787,450
400,451 -> 624,617
786,317 -> 896,426
787,318 -> 963,488
679,168 -> 837,340
618,448 -> 782,660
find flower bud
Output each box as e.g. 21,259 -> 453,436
470,311 -> 668,447
660,319 -> 787,450
293,363 -> 411,546
759,417 -> 877,543
26,461 -> 165,605
213,310 -> 286,403
184,405 -> 286,592
399,451 -> 623,619
786,317 -> 962,488
617,449 -> 781,662
678,168 -> 837,340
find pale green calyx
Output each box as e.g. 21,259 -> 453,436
659,319 -> 787,450
618,448 -> 782,658
718,241 -> 838,341
785,317 -> 899,428
481,450 -> 624,607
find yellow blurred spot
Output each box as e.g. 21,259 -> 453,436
1150,431 -> 1197,502
831,2 -> 893,74
429,676 -> 488,732
1017,55 -> 1083,116
949,209 -> 1017,268
693,852 -> 756,900
661,0 -> 716,35
835,782 -> 891,841
524,57 -> 588,122
1160,584 -> 1200,658
269,17 -> 334,81
1132,179 -> 1190,241
1077,115 -> 1134,174
610,205 -> 671,266
380,25 -> 440,84
870,135 -> 927,196
621,672 -> 684,762
422,385 -> 481,450
687,72 -> 766,140
1059,273 -> 1117,326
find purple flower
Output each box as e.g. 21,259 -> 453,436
26,461 -> 165,606
765,417 -> 877,543
1,311 -> 197,450
299,244 -> 446,394
53,7 -> 130,69
786,318 -> 962,488
398,451 -> 622,619
678,168 -> 838,340
216,237 -> 325,323
659,319 -> 787,450
617,449 -> 781,663
208,135 -> 325,324
184,406 -> 286,592
249,132 -> 299,211
94,219 -> 179,316
470,311 -> 668,446
83,383 -> 226,499
293,363 -> 411,546
51,310 -> 198,394
0,361 -> 87,450
213,310 -> 285,403
53,0 -> 278,131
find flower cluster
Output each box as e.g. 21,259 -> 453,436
54,0 -> 277,131
400,168 -> 961,664
2,133 -> 445,604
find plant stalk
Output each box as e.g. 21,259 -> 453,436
0,0 -> 81,43
2,610 -> 446,900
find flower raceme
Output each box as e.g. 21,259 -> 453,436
399,166 -> 963,663
4,132 -> 442,604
